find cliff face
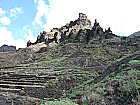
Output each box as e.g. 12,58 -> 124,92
0,45 -> 16,52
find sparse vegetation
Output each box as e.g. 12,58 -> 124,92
129,60 -> 140,64
40,99 -> 78,105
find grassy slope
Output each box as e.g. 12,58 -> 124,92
0,42 -> 140,105
28,43 -> 139,105
37,55 -> 140,105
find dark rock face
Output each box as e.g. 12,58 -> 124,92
27,40 -> 32,47
36,31 -> 46,44
0,45 -> 16,52
60,19 -> 117,44
129,31 -> 140,38
77,29 -> 89,43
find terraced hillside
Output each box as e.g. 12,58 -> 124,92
0,41 -> 139,105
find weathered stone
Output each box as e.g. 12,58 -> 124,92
28,13 -> 118,46
27,40 -> 32,47
36,31 -> 46,43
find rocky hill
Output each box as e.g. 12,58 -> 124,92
0,45 -> 16,52
0,13 -> 139,105
129,31 -> 140,38
27,13 -> 139,53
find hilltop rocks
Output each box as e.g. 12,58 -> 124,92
61,17 -> 116,43
69,13 -> 91,28
27,40 -> 32,47
0,45 -> 16,52
36,31 -> 46,43
104,27 -> 115,39
27,13 -> 117,47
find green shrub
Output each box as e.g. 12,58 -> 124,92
129,60 -> 140,64
40,99 -> 78,105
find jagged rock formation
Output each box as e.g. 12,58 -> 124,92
0,45 -> 16,52
68,13 -> 91,28
27,13 -> 117,47
27,13 -> 140,51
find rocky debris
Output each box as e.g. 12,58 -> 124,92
0,45 -> 16,52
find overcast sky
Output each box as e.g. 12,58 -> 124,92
0,0 -> 140,48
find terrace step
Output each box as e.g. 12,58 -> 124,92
1,79 -> 46,83
0,84 -> 45,88
0,81 -> 43,85
0,88 -> 21,92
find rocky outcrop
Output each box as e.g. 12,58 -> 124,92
68,13 -> 91,28
27,40 -> 32,47
27,12 -> 140,50
0,45 -> 16,52
27,13 -> 117,47
59,16 -> 117,43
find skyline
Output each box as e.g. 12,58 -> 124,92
0,0 -> 140,48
